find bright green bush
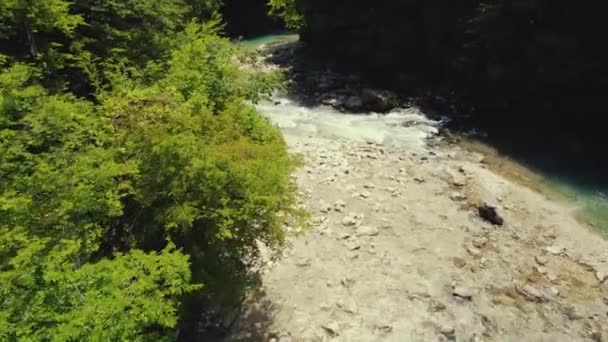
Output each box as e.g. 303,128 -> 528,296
0,19 -> 298,340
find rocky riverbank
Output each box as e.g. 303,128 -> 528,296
210,42 -> 608,341
226,118 -> 608,341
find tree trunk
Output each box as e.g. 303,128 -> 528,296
24,20 -> 38,57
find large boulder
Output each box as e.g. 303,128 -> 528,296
344,96 -> 364,111
361,88 -> 398,112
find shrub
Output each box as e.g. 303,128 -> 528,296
0,21 -> 299,340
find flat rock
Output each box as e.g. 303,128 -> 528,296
596,269 -> 608,283
428,299 -> 447,312
450,192 -> 467,201
342,215 -> 359,226
467,246 -> 482,257
453,286 -> 474,300
517,284 -> 550,303
343,238 -> 361,251
535,255 -> 549,266
373,324 -> 394,335
453,257 -> 467,268
546,245 -> 565,255
296,258 -> 311,267
356,225 -> 380,237
472,237 -> 488,248
321,321 -> 340,337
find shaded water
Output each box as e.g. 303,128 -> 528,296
239,33 -> 299,50
460,137 -> 608,233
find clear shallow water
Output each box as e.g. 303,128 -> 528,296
238,33 -> 299,50
540,173 -> 608,232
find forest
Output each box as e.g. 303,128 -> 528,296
1,0 -> 607,340
273,0 -> 607,136
0,1 -> 299,340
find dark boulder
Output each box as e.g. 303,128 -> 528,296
477,204 -> 504,226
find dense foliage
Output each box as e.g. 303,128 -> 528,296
271,0 -> 608,120
1,2 -> 297,340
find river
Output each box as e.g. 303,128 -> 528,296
244,34 -> 608,235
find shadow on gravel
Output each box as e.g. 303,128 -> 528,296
178,285 -> 280,342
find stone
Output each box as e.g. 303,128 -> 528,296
336,300 -> 358,314
337,232 -> 351,240
477,204 -> 504,226
334,200 -> 346,211
373,325 -> 393,335
321,321 -> 340,337
346,252 -> 359,260
345,96 -> 363,111
356,225 -> 380,237
450,192 -> 467,201
342,215 -> 358,226
453,257 -> 467,268
472,237 -> 488,248
428,299 -> 447,312
322,97 -> 343,108
546,245 -> 565,255
517,284 -> 550,303
343,238 -> 361,251
359,191 -> 372,199
562,306 -> 583,320
364,182 -> 376,189
440,325 -> 456,337
361,88 -> 397,113
590,331 -> 603,342
296,258 -> 311,267
467,246 -> 482,257
596,269 -> 608,283
453,286 -> 474,300
535,255 -> 549,266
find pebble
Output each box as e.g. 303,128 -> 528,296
334,200 -> 346,211
453,286 -> 474,300
343,238 -> 361,251
336,300 -> 358,314
429,299 -> 447,312
534,266 -> 548,275
359,191 -> 372,199
346,252 -> 359,260
467,246 -> 482,257
373,325 -> 393,335
546,271 -> 558,282
337,232 -> 351,240
453,257 -> 467,268
356,225 -> 380,237
296,258 -> 311,267
596,269 -> 608,283
546,245 -> 565,255
440,325 -> 456,336
472,237 -> 488,248
342,215 -> 358,226
535,255 -> 549,266
450,192 -> 467,201
321,321 -> 340,337
364,183 -> 375,189
517,284 -> 550,303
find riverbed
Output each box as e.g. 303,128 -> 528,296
245,34 -> 608,235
